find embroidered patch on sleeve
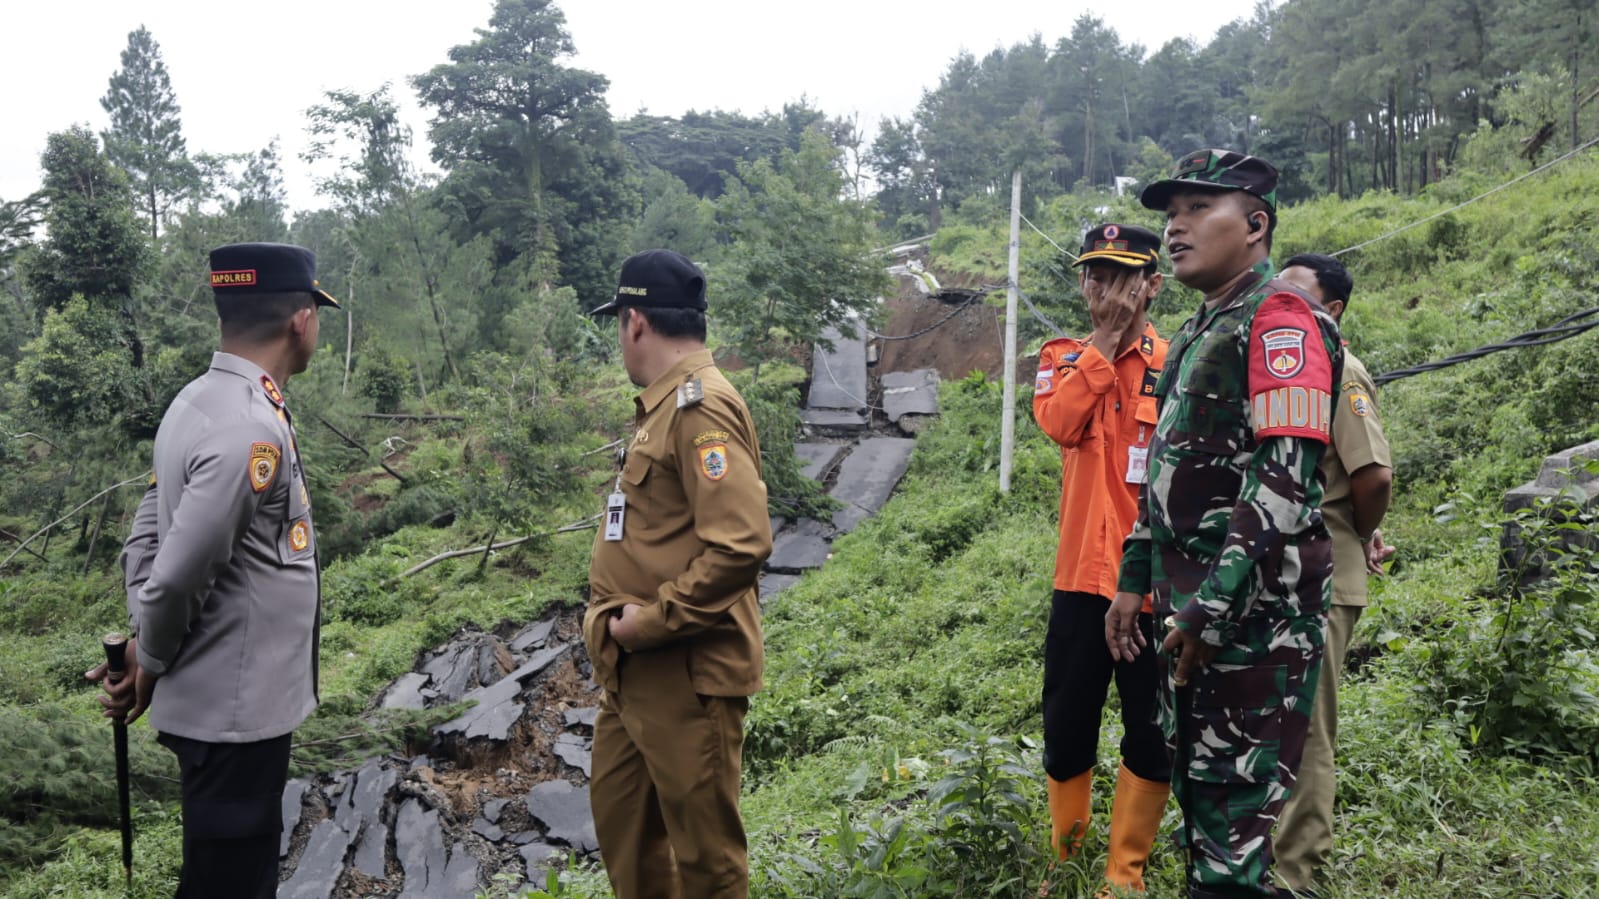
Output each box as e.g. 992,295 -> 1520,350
698,443 -> 729,481
249,443 -> 282,493
694,429 -> 731,447
1247,292 -> 1334,443
289,520 -> 309,551
1035,366 -> 1053,393
1348,393 -> 1371,417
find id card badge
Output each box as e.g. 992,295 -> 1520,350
603,492 -> 626,541
1126,444 -> 1149,484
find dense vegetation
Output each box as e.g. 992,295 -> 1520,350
2,0 -> 1597,895
870,0 -> 1599,234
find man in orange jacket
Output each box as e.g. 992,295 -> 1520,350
1033,223 -> 1172,894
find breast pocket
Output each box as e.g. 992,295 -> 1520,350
620,447 -> 655,520
1162,388 -> 1250,456
1162,339 -> 1252,456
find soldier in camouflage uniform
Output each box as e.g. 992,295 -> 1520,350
1105,150 -> 1342,898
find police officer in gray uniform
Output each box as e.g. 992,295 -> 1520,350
88,242 -> 338,897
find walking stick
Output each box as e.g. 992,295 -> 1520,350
103,633 -> 134,886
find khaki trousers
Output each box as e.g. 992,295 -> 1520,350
591,645 -> 750,899
1275,603 -> 1362,891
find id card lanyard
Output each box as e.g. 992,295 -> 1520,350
1126,424 -> 1150,485
604,444 -> 627,541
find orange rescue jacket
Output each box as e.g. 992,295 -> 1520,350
1033,324 -> 1167,609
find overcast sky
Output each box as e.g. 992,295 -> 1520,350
2,0 -> 1260,214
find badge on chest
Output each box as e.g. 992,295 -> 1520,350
603,491 -> 626,542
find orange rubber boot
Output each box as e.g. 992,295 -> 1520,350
1046,771 -> 1092,859
1100,761 -> 1170,895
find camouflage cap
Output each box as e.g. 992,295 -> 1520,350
1139,149 -> 1279,212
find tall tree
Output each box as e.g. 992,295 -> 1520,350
100,26 -> 195,239
867,115 -> 938,235
20,127 -> 149,321
1506,0 -> 1599,151
412,0 -> 636,301
0,192 -> 44,368
1048,17 -> 1141,187
619,109 -> 802,199
629,167 -> 718,261
714,131 -> 888,376
304,85 -> 472,381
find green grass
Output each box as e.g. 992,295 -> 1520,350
9,158 -> 1599,896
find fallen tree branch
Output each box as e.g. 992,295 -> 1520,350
0,527 -> 48,563
1,472 -> 151,569
583,438 -> 625,457
400,514 -> 600,578
356,413 -> 464,422
314,414 -> 409,484
5,431 -> 59,451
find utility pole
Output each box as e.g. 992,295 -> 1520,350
1000,169 -> 1020,493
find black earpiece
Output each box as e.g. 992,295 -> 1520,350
1248,216 -> 1263,234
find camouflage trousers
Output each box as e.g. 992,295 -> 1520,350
1156,600 -> 1326,897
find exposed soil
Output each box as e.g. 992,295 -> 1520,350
874,253 -> 1005,382
290,252 -> 1008,896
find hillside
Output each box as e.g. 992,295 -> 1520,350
4,150 -> 1599,897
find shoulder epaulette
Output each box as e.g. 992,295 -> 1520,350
259,375 -> 285,408
676,379 -> 704,409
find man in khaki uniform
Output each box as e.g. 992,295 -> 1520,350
1274,253 -> 1394,896
584,249 -> 772,899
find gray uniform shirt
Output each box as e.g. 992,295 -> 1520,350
121,352 -> 320,743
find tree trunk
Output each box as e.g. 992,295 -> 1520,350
401,190 -> 459,382
1570,15 -> 1582,151
82,494 -> 112,577
1388,81 -> 1400,192
414,358 -> 431,410
1324,117 -> 1338,196
342,252 -> 358,395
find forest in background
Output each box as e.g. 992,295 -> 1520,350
2,0 -> 1598,895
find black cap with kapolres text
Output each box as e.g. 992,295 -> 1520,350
209,242 -> 340,308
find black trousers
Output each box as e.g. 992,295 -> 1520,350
158,732 -> 291,899
1042,590 -> 1170,783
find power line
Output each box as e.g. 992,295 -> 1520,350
1332,135 -> 1599,258
1373,305 -> 1599,385
1014,282 -> 1068,338
1021,212 -> 1076,259
868,292 -> 983,341
813,336 -> 882,412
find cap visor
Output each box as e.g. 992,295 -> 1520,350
589,299 -> 621,316
1140,179 -> 1246,210
314,289 -> 341,309
1073,250 -> 1157,268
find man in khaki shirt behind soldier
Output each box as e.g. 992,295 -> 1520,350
1274,253 -> 1394,896
584,249 -> 772,899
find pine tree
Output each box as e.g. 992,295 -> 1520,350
101,25 -> 194,239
